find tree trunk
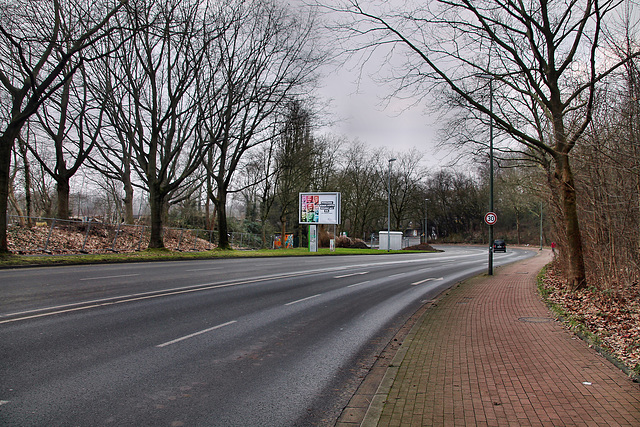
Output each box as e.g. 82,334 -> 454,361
280,216 -> 287,249
56,179 -> 71,220
8,181 -> 25,225
122,158 -> 134,224
261,225 -> 267,248
17,135 -> 32,226
515,208 -> 521,245
148,185 -> 166,249
209,207 -> 216,234
0,129 -> 19,253
123,178 -> 134,224
555,153 -> 587,290
216,189 -> 231,250
205,196 -> 211,230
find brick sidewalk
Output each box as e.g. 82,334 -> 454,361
340,250 -> 640,426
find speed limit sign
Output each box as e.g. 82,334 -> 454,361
484,212 -> 497,225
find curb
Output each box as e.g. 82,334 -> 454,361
359,304 -> 423,427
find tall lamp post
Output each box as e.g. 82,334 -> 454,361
387,158 -> 396,252
488,79 -> 495,275
424,198 -> 429,244
539,201 -> 543,251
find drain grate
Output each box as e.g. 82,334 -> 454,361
518,316 -> 552,323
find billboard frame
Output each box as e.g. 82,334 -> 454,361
299,192 -> 341,225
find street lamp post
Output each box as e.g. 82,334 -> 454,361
387,158 -> 396,252
488,79 -> 494,275
424,198 -> 429,244
539,201 -> 543,251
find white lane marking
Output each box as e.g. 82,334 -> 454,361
3,251 -> 490,324
411,277 -> 444,286
388,273 -> 407,279
156,320 -> 237,348
1,270 -> 322,324
186,267 -> 222,272
80,274 -> 140,281
0,400 -> 9,406
347,281 -> 370,288
285,294 -> 321,306
334,271 -> 369,279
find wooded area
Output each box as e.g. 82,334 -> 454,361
2,0 -> 639,296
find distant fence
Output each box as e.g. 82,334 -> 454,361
7,216 -> 266,254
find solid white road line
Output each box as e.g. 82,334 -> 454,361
80,274 -> 140,281
0,282 -> 245,325
185,267 -> 223,272
334,272 -> 369,279
1,270 -> 325,325
285,294 -> 322,306
156,320 -> 237,348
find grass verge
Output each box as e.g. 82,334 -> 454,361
0,247 -> 435,268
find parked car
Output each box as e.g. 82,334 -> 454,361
493,239 -> 507,252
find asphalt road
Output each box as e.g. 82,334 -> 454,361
0,245 -> 535,426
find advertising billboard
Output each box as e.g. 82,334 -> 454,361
299,192 -> 341,225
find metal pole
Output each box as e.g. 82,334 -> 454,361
488,79 -> 494,275
540,201 -> 543,250
424,198 -> 429,244
387,158 -> 396,252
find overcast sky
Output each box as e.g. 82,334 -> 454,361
311,2 -> 452,168
316,61 -> 456,170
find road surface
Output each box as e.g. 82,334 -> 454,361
0,245 -> 535,426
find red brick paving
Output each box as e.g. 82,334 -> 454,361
338,250 -> 640,426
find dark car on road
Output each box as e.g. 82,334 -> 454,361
493,239 -> 507,252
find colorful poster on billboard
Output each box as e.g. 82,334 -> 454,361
299,192 -> 341,224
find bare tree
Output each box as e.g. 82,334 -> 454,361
200,0 -> 323,249
425,169 -> 483,241
335,140 -> 385,239
237,138 -> 278,246
273,100 -> 319,247
99,0 -> 214,248
27,63 -> 105,220
572,5 -> 640,287
0,0 -> 124,252
82,47 -> 142,225
328,0 -> 640,289
389,148 -> 427,231
15,132 -> 33,223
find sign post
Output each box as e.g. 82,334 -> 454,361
484,212 -> 497,275
299,192 -> 341,252
309,224 -> 317,252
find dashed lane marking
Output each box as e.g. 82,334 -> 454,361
334,272 -> 369,279
156,320 -> 237,348
285,294 -> 322,306
80,274 -> 140,281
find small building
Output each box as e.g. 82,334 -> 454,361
378,231 -> 403,250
